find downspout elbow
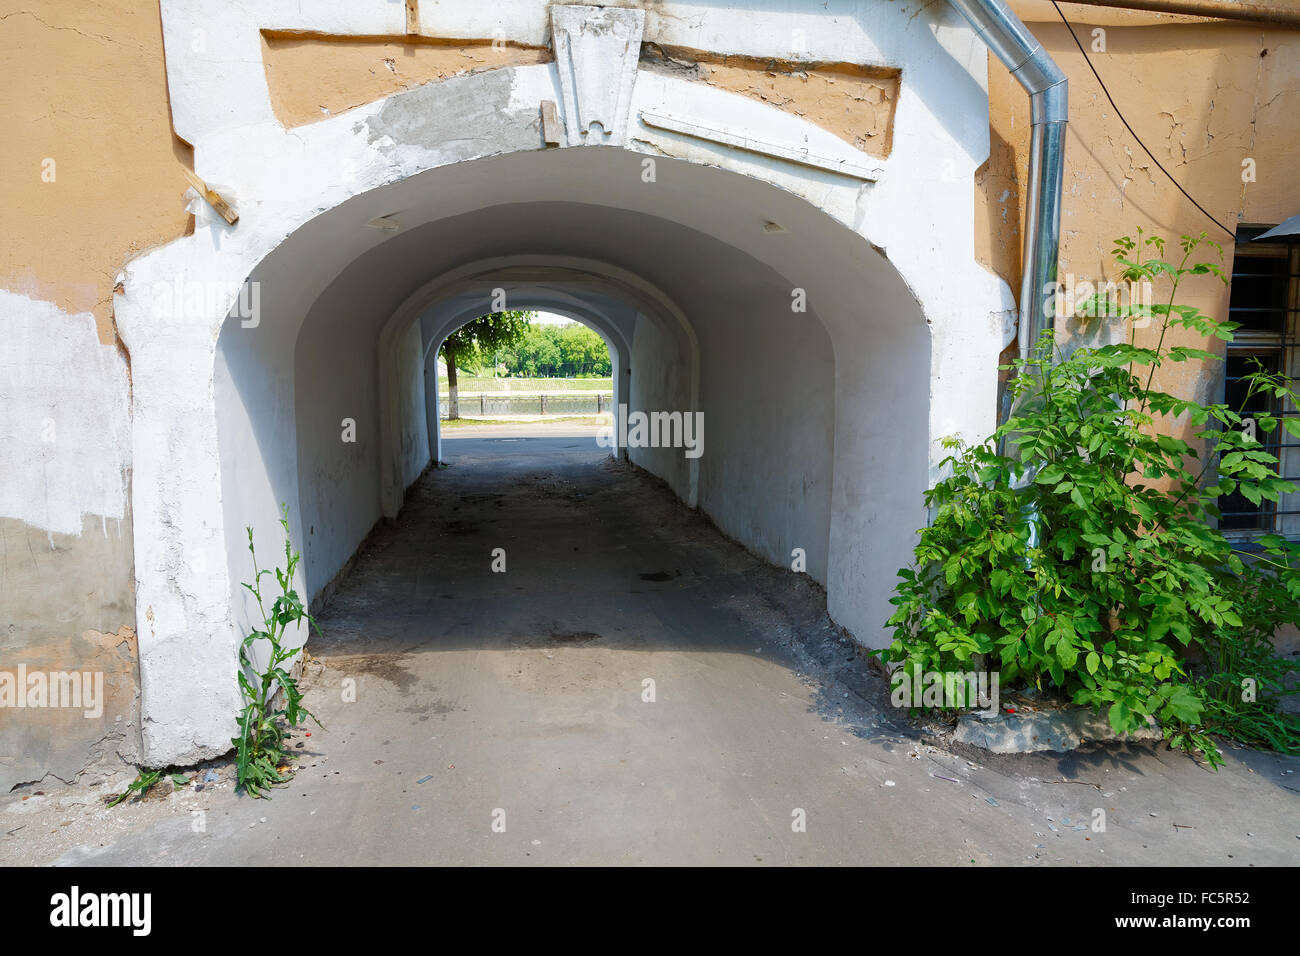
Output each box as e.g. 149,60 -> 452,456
947,0 -> 1069,371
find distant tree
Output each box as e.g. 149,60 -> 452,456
558,323 -> 599,375
498,321 -> 611,378
535,328 -> 562,377
441,311 -> 531,419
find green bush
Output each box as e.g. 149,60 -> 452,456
878,232 -> 1300,767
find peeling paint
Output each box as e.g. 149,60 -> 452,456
261,31 -> 552,128
640,43 -> 899,158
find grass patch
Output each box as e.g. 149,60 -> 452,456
441,415 -> 611,428
439,376 -> 612,394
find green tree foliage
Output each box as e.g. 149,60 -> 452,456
441,311 -> 532,417
498,321 -> 612,377
879,231 -> 1300,767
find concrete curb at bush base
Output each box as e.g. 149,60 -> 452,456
954,708 -> 1162,753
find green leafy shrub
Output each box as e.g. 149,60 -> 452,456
879,231 -> 1300,767
233,506 -> 319,797
1190,548 -> 1300,755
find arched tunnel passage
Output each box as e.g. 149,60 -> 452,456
213,146 -> 930,672
415,278 -> 643,469
428,306 -> 626,452
425,305 -> 627,465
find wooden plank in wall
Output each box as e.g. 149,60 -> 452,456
540,100 -> 562,147
181,167 -> 238,225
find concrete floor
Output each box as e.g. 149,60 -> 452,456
8,428 -> 1299,865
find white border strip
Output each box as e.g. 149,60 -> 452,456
639,109 -> 882,182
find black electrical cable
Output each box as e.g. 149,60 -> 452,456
1051,1 -> 1238,239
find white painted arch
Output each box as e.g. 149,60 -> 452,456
115,2 -> 1014,765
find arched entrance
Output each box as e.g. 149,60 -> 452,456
116,40 -> 1007,766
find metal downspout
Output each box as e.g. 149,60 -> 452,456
947,0 -> 1068,373
947,0 -> 1068,554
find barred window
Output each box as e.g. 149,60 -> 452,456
1217,226 -> 1300,536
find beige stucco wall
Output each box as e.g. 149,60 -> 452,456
979,1 -> 1300,408
0,0 -> 193,347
